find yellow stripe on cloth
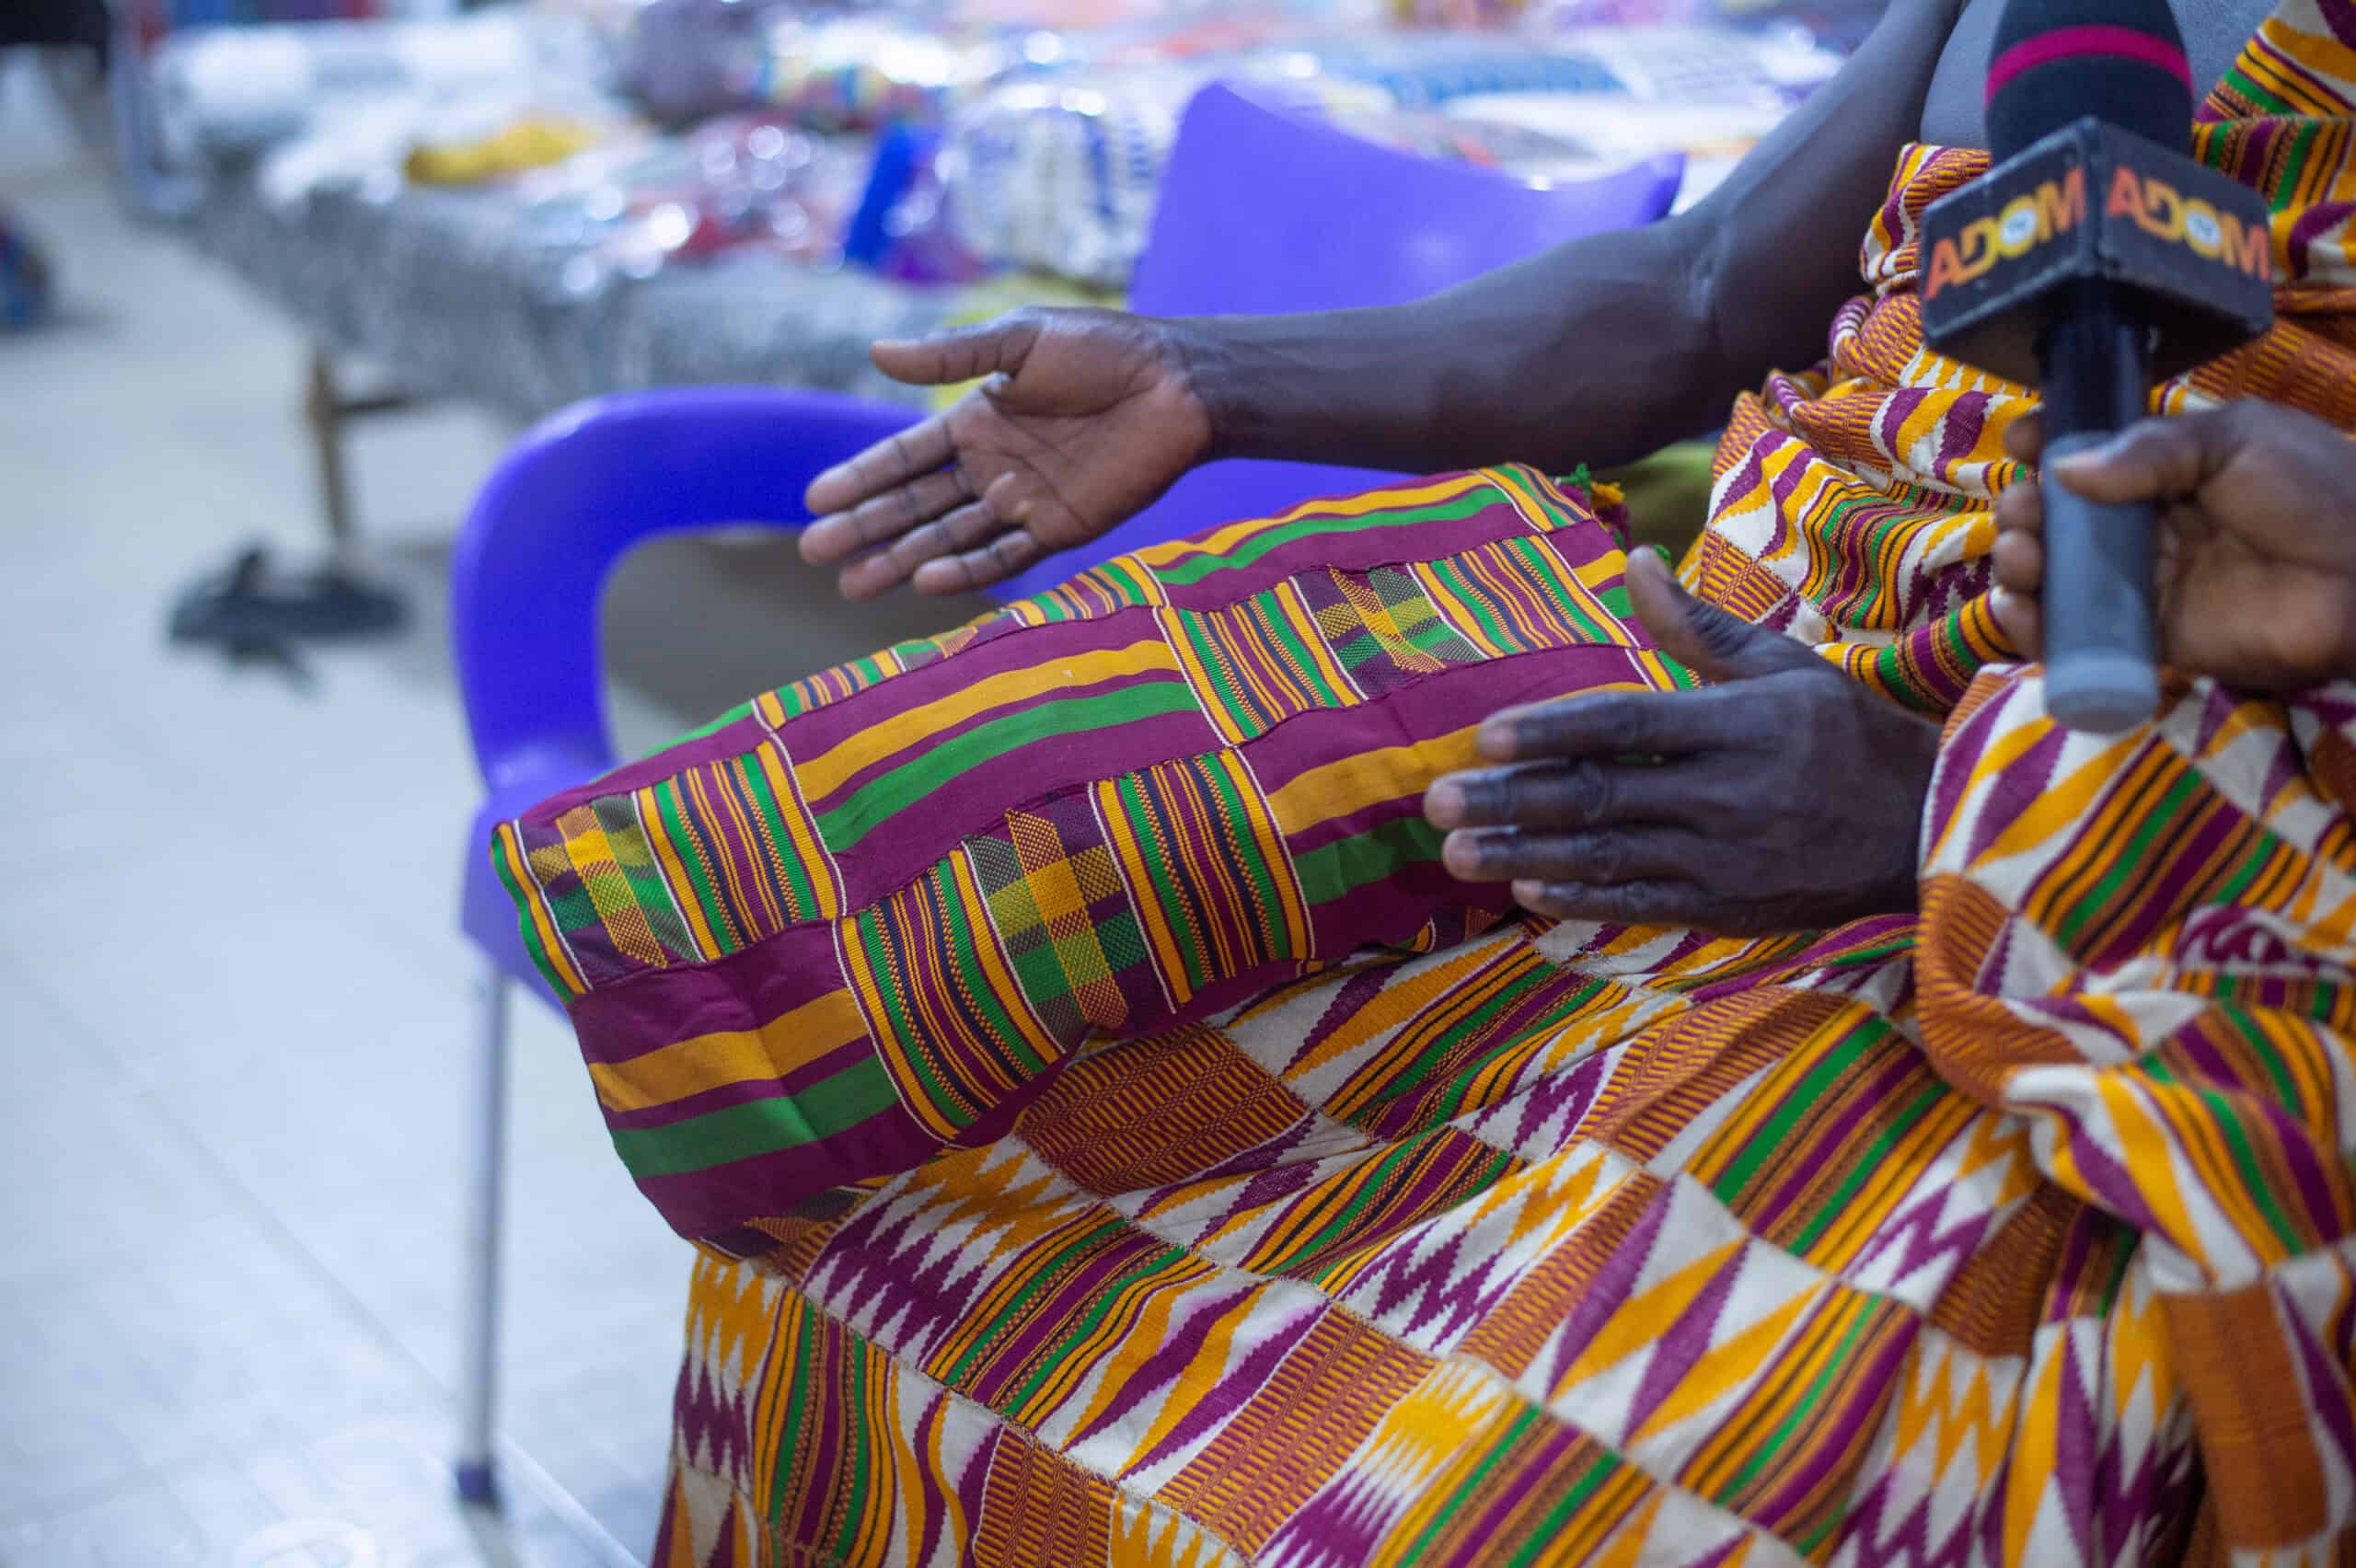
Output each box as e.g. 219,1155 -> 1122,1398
1135,474 -> 1496,569
1265,724 -> 1486,836
497,824 -> 585,997
1484,467 -> 1564,535
753,742 -> 842,919
1274,579 -> 1362,705
1222,750 -> 1312,958
589,990 -> 869,1113
792,640 -> 1182,801
636,785 -> 722,960
1411,559 -> 1509,658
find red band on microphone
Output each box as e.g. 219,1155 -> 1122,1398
1984,23 -> 2193,104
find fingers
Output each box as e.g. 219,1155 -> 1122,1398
911,526 -> 1045,595
1988,464 -> 2048,656
832,474 -> 1033,599
1475,684 -> 1753,764
1990,517 -> 2043,594
1440,824 -> 1710,885
803,417 -> 956,523
1990,587 -> 2044,658
1423,758 -> 1722,832
2048,411 -> 2230,504
891,493 -> 1003,570
1993,465 -> 2043,540
869,314 -> 1041,388
803,466 -> 975,568
2002,409 -> 2044,465
1511,877 -> 1713,927
833,499 -> 981,598
1625,548 -> 1819,684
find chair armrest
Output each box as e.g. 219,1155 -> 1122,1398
451,385 -> 921,793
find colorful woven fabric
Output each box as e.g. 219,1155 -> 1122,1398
496,6 -> 2356,1560
495,465 -> 1680,1244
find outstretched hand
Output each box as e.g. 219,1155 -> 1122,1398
1992,398 -> 2356,691
1424,550 -> 1943,933
800,307 -> 1212,600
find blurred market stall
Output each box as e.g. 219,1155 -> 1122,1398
140,0 -> 1869,544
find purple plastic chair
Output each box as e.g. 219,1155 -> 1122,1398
446,82 -> 1679,1505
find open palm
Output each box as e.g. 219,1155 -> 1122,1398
801,307 -> 1212,599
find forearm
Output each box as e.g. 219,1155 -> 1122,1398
1174,0 -> 1965,477
1173,228 -> 1721,475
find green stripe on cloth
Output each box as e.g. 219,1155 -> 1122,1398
2225,63 -> 2294,124
1173,607 -> 1258,730
1506,536 -> 1613,644
1260,597 -> 1350,708
932,865 -> 1053,1079
938,1219 -> 1128,1388
491,831 -> 575,999
1427,555 -> 1516,651
1154,492 -> 1497,587
654,778 -> 742,955
1501,1448 -> 1623,1568
849,905 -> 959,1121
1197,759 -> 1291,950
814,682 -> 1202,851
771,1296 -> 820,1529
2054,768 -> 2200,951
1293,817 -> 1448,906
1708,1015 -> 1892,1209
736,748 -> 823,920
648,699 -> 755,759
1094,557 -> 1158,607
608,1056 -> 902,1179
1113,771 -> 1211,994
1002,1241 -> 1195,1415
1785,1082 -> 1946,1255
1378,966 -> 1561,1101
1713,1305 -> 1872,1508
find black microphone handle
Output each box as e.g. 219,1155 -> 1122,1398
2034,285 -> 2162,732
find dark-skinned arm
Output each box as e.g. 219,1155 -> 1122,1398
1189,0 -> 1967,475
800,0 -> 1962,597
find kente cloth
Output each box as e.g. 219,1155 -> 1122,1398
493,3 -> 2356,1558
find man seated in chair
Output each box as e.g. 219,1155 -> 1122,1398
495,0 -> 2356,1558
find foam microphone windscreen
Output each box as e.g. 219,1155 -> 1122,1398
1985,0 -> 2194,160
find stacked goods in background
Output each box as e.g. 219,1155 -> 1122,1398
148,0 -> 1871,414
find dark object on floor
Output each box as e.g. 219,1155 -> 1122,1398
167,544 -> 406,681
0,207 -> 56,331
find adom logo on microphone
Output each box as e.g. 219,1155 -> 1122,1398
1923,160 -> 2270,302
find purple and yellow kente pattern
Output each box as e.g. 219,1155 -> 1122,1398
494,465 -> 1681,1245
497,4 -> 2356,1559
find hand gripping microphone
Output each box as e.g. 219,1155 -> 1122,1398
1918,0 -> 2273,732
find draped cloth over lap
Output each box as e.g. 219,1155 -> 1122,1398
492,8 -> 2356,1560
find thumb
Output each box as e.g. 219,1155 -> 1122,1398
2049,411 -> 2230,504
871,315 -> 1041,388
1626,548 -> 1817,683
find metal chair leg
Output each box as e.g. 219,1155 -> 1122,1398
456,961 -> 510,1506
304,346 -> 358,555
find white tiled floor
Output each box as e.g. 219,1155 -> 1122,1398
0,58 -> 974,1568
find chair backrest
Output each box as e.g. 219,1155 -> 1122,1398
993,80 -> 1681,598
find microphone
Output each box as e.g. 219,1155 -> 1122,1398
1918,0 -> 2273,732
